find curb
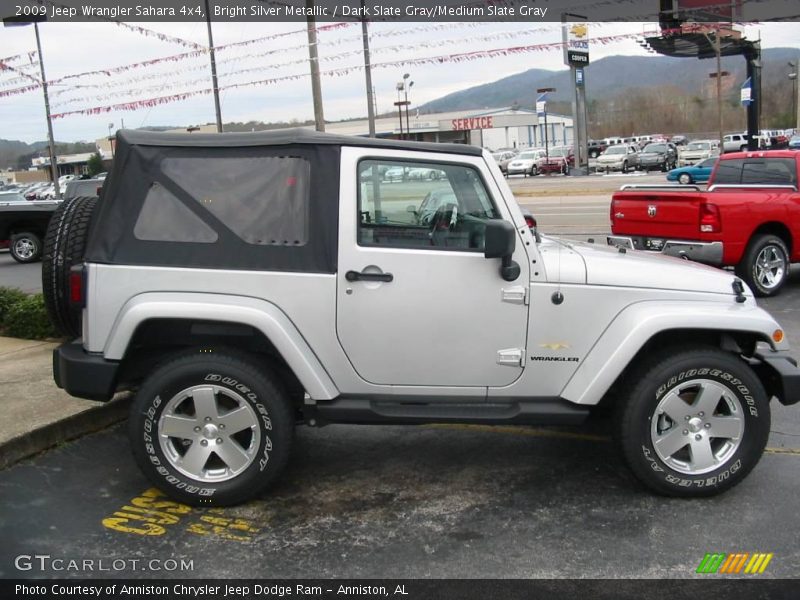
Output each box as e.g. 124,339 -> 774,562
0,393 -> 131,470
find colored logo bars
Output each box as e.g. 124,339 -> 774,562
696,552 -> 773,574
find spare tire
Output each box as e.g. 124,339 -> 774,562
42,196 -> 98,338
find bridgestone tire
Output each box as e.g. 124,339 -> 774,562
128,351 -> 294,506
41,196 -> 98,338
736,234 -> 790,297
615,347 -> 770,497
10,232 -> 42,263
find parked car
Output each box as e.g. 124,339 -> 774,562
722,133 -> 752,153
46,128 -> 800,506
670,135 -> 689,146
638,142 -> 678,172
788,135 -> 800,150
539,146 -> 574,174
491,150 -> 517,175
63,178 -> 104,201
0,193 -> 61,263
679,140 -> 719,166
666,157 -> 717,184
609,150 -> 800,296
587,139 -> 607,159
506,149 -> 547,176
596,144 -> 640,173
603,136 -> 623,146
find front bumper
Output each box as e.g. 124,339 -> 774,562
53,341 -> 119,402
678,156 -> 706,166
596,161 -> 625,171
607,235 -> 723,265
639,157 -> 665,168
507,165 -> 533,175
752,351 -> 800,405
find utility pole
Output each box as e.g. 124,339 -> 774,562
537,87 -> 555,163
32,21 -> 60,199
204,0 -> 222,132
360,0 -> 375,137
403,73 -> 413,140
306,0 -> 325,132
715,33 -> 723,154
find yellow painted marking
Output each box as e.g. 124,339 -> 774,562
424,423 -> 610,443
745,553 -> 763,574
102,487 -> 263,542
758,553 -> 774,573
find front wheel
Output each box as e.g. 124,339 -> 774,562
10,232 -> 42,263
621,161 -> 628,173
128,351 -> 294,506
736,234 -> 790,297
678,173 -> 693,184
616,347 -> 770,497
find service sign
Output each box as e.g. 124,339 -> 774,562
568,51 -> 589,66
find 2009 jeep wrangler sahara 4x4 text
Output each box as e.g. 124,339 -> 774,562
47,129 -> 800,506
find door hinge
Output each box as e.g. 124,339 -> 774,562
501,286 -> 528,305
497,348 -> 525,367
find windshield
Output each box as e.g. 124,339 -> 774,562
604,146 -> 626,155
550,148 -> 569,157
492,153 -> 503,160
687,142 -> 710,151
518,151 -> 538,160
643,144 -> 666,153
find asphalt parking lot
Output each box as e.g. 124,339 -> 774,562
1,174 -> 799,580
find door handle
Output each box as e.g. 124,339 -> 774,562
345,270 -> 393,282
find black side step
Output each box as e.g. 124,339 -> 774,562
308,398 -> 589,427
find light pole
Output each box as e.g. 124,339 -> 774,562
3,15 -> 60,198
204,0 -> 223,133
537,87 -> 556,163
107,122 -> 115,159
789,60 -> 799,131
394,80 -> 409,140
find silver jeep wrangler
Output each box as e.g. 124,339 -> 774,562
46,129 -> 800,506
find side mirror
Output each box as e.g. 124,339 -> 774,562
484,220 -> 520,282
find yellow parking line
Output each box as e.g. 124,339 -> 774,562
764,447 -> 800,456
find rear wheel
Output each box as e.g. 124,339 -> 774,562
128,351 -> 294,506
616,347 -> 769,497
678,173 -> 693,184
41,196 -> 98,338
10,232 -> 42,263
736,234 -> 790,297
621,161 -> 629,173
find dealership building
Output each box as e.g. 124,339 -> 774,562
163,106 -> 574,151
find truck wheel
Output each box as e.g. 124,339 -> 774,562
678,173 -> 692,184
41,196 -> 98,338
128,351 -> 294,506
621,161 -> 628,173
616,347 -> 769,497
10,232 -> 42,263
736,234 -> 790,297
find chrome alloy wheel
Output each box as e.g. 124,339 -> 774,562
13,237 -> 36,260
650,379 -> 744,475
158,385 -> 261,482
754,245 -> 787,291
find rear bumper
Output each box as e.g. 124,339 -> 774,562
752,351 -> 800,406
607,235 -> 724,265
53,341 -> 119,402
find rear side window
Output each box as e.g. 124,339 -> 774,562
714,158 -> 797,186
161,155 -> 310,246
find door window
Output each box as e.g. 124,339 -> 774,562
357,159 -> 500,251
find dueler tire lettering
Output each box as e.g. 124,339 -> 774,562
128,350 -> 293,507
615,346 -> 770,498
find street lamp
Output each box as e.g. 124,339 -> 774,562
393,78 -> 411,140
107,122 -> 115,159
789,60 -> 799,131
537,87 -> 556,163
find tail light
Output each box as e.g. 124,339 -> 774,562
699,202 -> 721,233
69,264 -> 86,309
609,199 -> 616,226
524,214 -> 537,229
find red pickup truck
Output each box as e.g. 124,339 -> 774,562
608,151 -> 800,296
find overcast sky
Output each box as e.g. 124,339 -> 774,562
1,21 -> 798,143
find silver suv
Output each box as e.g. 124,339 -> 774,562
47,129 -> 800,505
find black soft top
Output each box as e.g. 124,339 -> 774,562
116,128 -> 483,156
